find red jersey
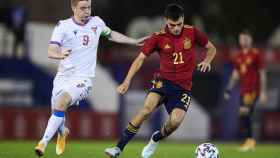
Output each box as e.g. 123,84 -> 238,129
233,48 -> 265,96
141,25 -> 209,90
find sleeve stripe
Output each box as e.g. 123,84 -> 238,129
101,27 -> 112,37
49,41 -> 62,46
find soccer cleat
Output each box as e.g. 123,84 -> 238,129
56,127 -> 70,155
104,147 -> 121,158
34,141 -> 46,157
141,136 -> 159,158
238,138 -> 256,152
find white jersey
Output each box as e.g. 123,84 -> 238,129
49,16 -> 111,78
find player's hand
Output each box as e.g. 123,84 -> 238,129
117,81 -> 130,95
135,36 -> 150,46
259,91 -> 267,105
197,61 -> 211,72
223,89 -> 231,100
61,49 -> 71,59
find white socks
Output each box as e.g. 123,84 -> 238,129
41,111 -> 65,145
58,118 -> 66,135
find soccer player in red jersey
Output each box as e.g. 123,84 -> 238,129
224,30 -> 267,151
105,3 -> 216,158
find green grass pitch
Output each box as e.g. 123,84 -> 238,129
0,140 -> 279,158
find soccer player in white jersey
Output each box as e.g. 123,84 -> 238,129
34,0 -> 146,156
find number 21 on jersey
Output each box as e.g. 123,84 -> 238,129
181,93 -> 191,108
173,52 -> 184,64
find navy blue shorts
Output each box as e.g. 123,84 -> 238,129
148,79 -> 192,114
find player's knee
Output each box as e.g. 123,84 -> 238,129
144,106 -> 155,114
55,103 -> 67,111
53,92 -> 72,111
53,101 -> 67,111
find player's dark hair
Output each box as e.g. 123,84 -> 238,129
164,3 -> 184,21
240,29 -> 253,37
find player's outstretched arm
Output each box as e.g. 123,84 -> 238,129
259,69 -> 267,105
48,44 -> 71,60
224,69 -> 239,100
197,41 -> 216,72
108,31 -> 148,46
117,53 -> 147,94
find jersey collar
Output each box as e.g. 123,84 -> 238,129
72,16 -> 91,26
165,26 -> 183,37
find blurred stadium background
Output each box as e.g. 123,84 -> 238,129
0,0 -> 279,157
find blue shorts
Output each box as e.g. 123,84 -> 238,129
148,79 -> 192,114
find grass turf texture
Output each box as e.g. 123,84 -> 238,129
0,140 -> 278,158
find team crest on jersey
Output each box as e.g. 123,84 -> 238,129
155,81 -> 163,89
91,26 -> 97,34
151,80 -> 163,89
183,37 -> 192,49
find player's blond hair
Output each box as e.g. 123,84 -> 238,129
71,0 -> 89,7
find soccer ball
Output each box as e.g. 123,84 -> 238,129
195,143 -> 219,158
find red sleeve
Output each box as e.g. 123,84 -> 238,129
194,27 -> 209,47
256,50 -> 265,69
140,34 -> 158,56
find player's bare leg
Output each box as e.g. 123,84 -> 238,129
130,93 -> 162,126
105,92 -> 161,158
142,108 -> 186,158
35,92 -> 71,157
238,106 -> 256,152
